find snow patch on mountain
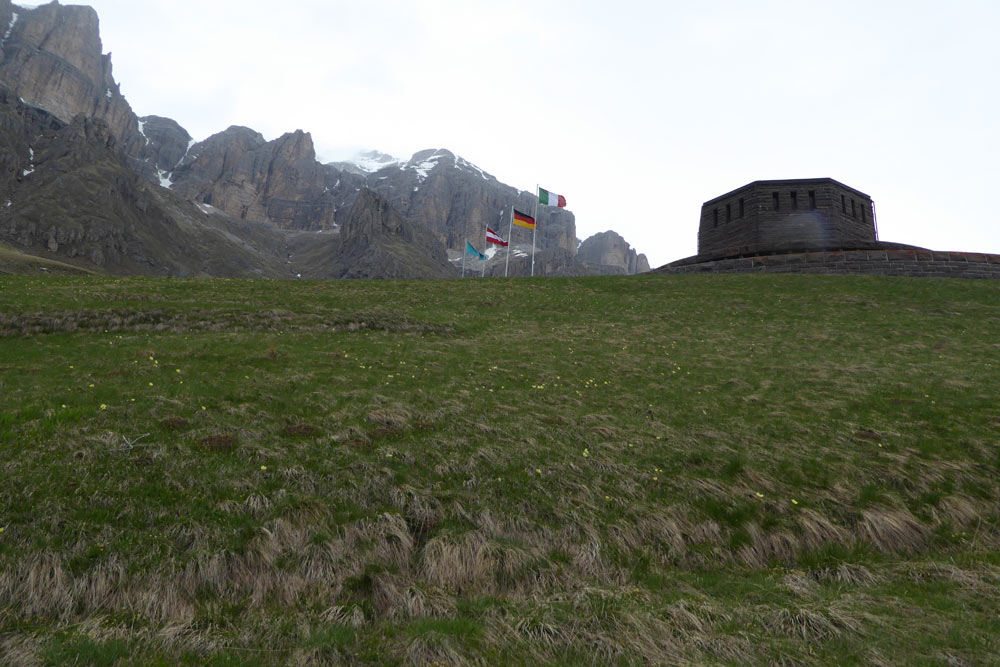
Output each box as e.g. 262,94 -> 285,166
21,146 -> 34,176
3,12 -> 19,47
331,149 -> 403,174
454,155 -> 493,182
402,149 -> 450,183
174,138 -> 198,169
136,119 -> 151,146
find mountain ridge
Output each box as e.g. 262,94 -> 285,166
0,0 -> 650,278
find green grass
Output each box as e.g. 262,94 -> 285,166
0,273 -> 998,664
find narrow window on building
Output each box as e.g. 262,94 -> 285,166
773,192 -> 780,211
808,190 -> 816,210
713,208 -> 719,228
726,203 -> 731,222
861,205 -> 866,222
851,199 -> 856,218
790,191 -> 798,210
739,198 -> 745,218
841,194 -> 846,213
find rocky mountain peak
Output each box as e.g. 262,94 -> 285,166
578,230 -> 650,274
0,0 -> 143,159
137,115 -> 191,174
272,129 -> 316,163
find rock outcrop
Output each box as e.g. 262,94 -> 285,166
366,148 -> 578,259
0,83 -> 294,276
291,188 -> 458,280
577,230 -> 650,274
0,0 -> 146,165
137,115 -> 191,176
168,126 -> 364,231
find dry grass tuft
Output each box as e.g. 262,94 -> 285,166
797,509 -> 851,552
760,603 -> 864,642
420,530 -> 530,593
811,563 -> 880,588
158,416 -> 190,431
282,423 -> 318,438
0,632 -> 44,667
852,429 -> 883,443
321,605 -> 367,628
781,572 -> 819,599
197,433 -> 239,452
736,524 -> 800,568
857,508 -> 928,553
1,553 -> 74,619
366,408 -> 411,431
399,635 -> 470,667
126,577 -> 195,624
932,495 -> 981,528
589,424 -> 620,440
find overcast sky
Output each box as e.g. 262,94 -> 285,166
69,0 -> 1000,267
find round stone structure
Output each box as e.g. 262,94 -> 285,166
698,178 -> 876,260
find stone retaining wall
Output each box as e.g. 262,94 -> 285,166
657,249 -> 1000,279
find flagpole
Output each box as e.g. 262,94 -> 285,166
505,205 -> 513,278
462,238 -> 466,278
482,213 -> 491,278
530,185 -> 539,277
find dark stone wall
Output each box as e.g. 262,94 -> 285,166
656,249 -> 1000,279
698,179 -> 876,259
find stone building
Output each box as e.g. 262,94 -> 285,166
657,177 -> 1000,278
697,178 -> 876,259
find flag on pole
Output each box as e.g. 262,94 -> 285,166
486,227 -> 508,247
465,240 -> 486,260
513,210 -> 536,229
538,188 -> 566,208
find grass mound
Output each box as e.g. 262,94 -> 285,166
1,273 -> 998,664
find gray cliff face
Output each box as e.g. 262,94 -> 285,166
577,230 -> 650,275
138,115 -> 191,175
365,149 -> 578,259
168,126 -> 365,231
0,83 -> 297,276
298,188 -> 458,280
0,0 -> 146,166
338,188 -> 456,279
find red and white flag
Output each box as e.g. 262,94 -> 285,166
486,227 -> 508,246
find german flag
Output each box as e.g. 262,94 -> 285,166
513,210 -> 535,229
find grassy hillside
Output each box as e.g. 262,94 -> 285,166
0,243 -> 97,276
1,273 -> 998,665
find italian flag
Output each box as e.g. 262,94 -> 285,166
538,187 -> 566,208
